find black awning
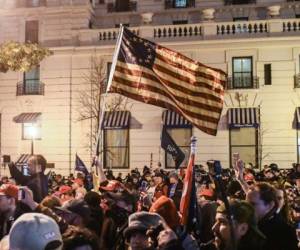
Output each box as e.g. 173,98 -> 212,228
162,110 -> 192,128
228,108 -> 259,129
101,111 -> 131,129
13,112 -> 41,123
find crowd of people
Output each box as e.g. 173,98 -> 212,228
0,154 -> 300,250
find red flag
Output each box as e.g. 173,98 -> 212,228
108,27 -> 227,136
180,148 -> 195,226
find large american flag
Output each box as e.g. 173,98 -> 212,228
108,27 -> 227,135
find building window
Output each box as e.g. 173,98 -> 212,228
103,129 -> 129,168
165,128 -> 191,168
25,20 -> 39,43
174,0 -> 187,7
230,127 -> 258,167
23,66 -> 40,94
22,123 -> 41,140
232,57 -> 253,88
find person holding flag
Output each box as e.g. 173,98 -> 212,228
74,154 -> 93,191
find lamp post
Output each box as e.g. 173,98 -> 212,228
28,125 -> 37,155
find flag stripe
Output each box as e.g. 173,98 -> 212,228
157,45 -> 227,76
156,49 -> 226,86
112,76 -> 221,122
115,62 -> 223,107
110,85 -> 218,135
114,70 -> 223,115
153,61 -> 224,101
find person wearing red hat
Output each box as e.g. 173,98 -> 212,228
0,184 -> 32,240
57,185 -> 74,207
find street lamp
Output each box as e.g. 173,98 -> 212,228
28,124 -> 37,155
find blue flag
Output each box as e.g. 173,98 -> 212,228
75,154 -> 89,176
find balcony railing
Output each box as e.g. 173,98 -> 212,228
226,76 -> 259,90
73,18 -> 300,46
107,1 -> 137,13
154,24 -> 201,38
217,21 -> 268,35
16,81 -> 45,96
294,74 -> 300,88
99,27 -> 139,41
283,20 -> 300,32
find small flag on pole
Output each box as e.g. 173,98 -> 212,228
107,27 -> 227,136
161,127 -> 185,169
180,137 -> 198,228
75,154 -> 89,176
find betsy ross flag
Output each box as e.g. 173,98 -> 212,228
180,137 -> 198,228
75,154 -> 89,176
107,27 -> 227,136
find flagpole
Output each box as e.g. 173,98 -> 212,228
93,25 -> 125,174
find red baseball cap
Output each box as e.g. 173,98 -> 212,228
244,173 -> 254,182
58,185 -> 72,195
199,188 -> 214,198
0,184 -> 19,199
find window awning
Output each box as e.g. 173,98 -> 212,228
15,154 -> 31,166
228,108 -> 259,128
162,110 -> 192,128
101,111 -> 131,129
13,112 -> 41,123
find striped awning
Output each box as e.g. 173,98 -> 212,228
228,108 -> 259,128
101,111 -> 131,129
162,110 -> 192,128
13,112 -> 41,123
15,154 -> 31,166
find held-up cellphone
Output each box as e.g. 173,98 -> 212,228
232,153 -> 240,167
18,187 -> 26,200
22,164 -> 30,176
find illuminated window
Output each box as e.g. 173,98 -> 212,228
230,127 -> 258,167
22,123 -> 41,140
103,129 -> 129,168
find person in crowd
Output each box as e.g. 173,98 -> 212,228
72,178 -> 87,200
84,191 -> 104,237
124,211 -> 183,250
246,182 -> 298,250
212,200 -> 266,250
63,225 -> 100,250
150,195 -> 199,250
167,172 -> 183,210
8,213 -> 63,250
0,184 -> 32,240
153,172 -> 168,202
273,183 -> 292,223
8,155 -> 48,202
58,185 -> 75,207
